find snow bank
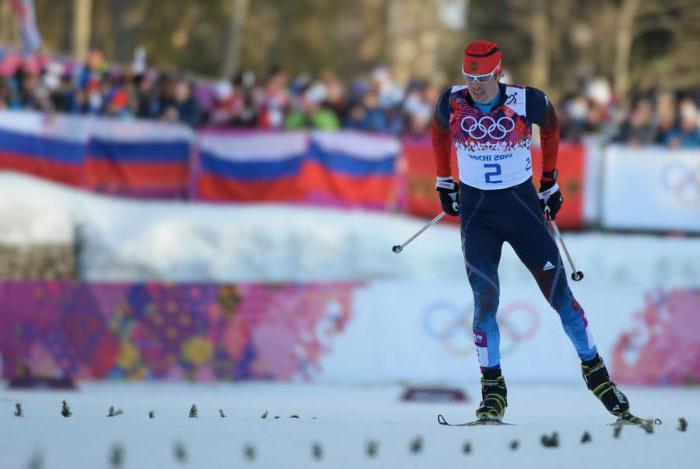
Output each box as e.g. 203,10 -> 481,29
1,172 -> 698,285
0,181 -> 73,245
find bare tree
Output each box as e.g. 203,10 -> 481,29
20,0 -> 700,95
0,1 -> 19,46
73,0 -> 93,61
222,0 -> 250,78
530,0 -> 549,90
613,0 -> 640,106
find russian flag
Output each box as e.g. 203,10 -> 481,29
9,0 -> 42,55
304,131 -> 399,208
0,110 -> 86,185
196,131 -> 308,202
85,119 -> 193,198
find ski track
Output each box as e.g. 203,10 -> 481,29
1,382 -> 698,469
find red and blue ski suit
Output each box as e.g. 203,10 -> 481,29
431,83 -> 597,369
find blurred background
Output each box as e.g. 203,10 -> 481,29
0,0 -> 699,390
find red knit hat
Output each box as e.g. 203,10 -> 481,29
463,40 -> 502,76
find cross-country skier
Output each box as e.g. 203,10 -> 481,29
432,40 -> 631,422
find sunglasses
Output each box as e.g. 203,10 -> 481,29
461,61 -> 501,83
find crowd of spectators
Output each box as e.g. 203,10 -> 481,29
558,77 -> 700,148
1,47 -> 699,147
0,48 -> 438,137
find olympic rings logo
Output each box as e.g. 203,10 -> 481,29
422,301 -> 540,357
460,116 -> 515,140
660,162 -> 700,206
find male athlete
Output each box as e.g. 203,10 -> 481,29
432,40 -> 632,422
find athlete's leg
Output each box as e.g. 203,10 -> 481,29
505,183 -> 630,417
459,188 -> 505,369
506,184 -> 597,361
460,187 -> 509,419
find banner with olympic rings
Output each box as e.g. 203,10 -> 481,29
601,146 -> 700,232
1,279 -> 698,385
319,278 -> 700,385
316,281 -> 604,383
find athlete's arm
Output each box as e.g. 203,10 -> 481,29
431,88 -> 452,179
527,87 -> 563,219
526,87 -> 559,183
432,88 -> 459,216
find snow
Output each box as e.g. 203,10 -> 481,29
1,172 -> 699,285
1,382 -> 698,469
1,174 -> 699,468
0,185 -> 73,245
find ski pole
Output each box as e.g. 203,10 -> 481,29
392,211 -> 446,254
544,207 -> 584,281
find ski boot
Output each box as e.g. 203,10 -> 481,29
581,354 -> 629,416
475,369 -> 507,421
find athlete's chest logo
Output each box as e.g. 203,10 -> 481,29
460,115 -> 515,140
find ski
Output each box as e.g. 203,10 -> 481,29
437,414 -> 514,426
608,412 -> 661,428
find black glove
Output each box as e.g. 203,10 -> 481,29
538,179 -> 563,220
436,177 -> 459,216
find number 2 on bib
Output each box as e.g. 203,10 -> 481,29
484,163 -> 502,184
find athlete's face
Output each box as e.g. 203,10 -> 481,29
465,74 -> 501,103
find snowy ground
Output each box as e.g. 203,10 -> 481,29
1,382 -> 698,469
2,175 -> 699,468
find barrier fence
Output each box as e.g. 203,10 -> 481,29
0,111 -> 400,209
195,130 -> 400,208
0,282 -> 357,381
602,146 -> 700,232
1,110 -> 699,231
1,281 -> 697,385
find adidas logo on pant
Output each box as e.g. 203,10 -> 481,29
543,261 -> 555,271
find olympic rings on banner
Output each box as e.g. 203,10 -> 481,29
498,302 -> 540,357
460,116 -> 515,140
422,301 -> 540,357
422,302 -> 472,356
660,161 -> 700,206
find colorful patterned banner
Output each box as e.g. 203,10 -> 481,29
0,282 -> 357,381
1,282 -> 698,385
612,288 -> 700,385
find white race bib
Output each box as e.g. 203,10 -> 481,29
451,86 -> 534,190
